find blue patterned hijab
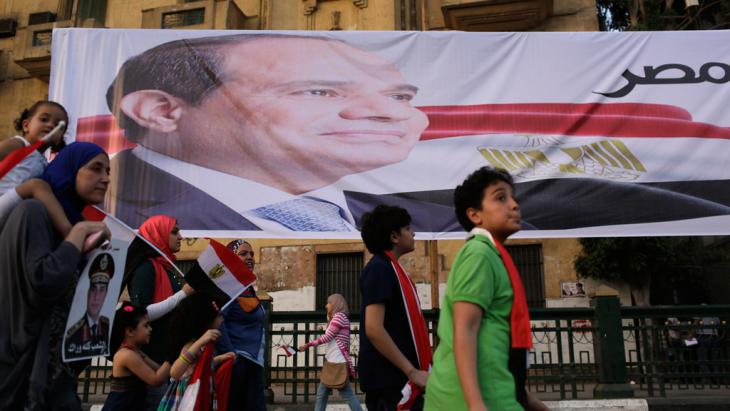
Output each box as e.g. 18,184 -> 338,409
40,142 -> 106,224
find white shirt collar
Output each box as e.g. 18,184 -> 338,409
86,314 -> 98,328
132,146 -> 357,231
467,227 -> 495,245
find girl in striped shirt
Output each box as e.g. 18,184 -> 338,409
299,294 -> 363,411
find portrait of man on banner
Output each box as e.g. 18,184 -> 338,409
63,240 -> 128,361
56,30 -> 730,238
103,33 -> 461,234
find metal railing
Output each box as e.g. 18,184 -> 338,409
77,303 -> 730,404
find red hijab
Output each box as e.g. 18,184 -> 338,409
138,215 -> 178,304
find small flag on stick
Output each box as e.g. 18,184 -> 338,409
185,238 -> 257,308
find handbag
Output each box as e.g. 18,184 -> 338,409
320,359 -> 348,389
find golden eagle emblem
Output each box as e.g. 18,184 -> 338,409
208,264 -> 225,279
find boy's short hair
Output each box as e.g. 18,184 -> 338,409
453,167 -> 514,231
360,205 -> 412,254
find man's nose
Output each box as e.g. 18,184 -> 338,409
339,93 -> 412,122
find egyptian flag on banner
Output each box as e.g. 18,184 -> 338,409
185,238 -> 257,308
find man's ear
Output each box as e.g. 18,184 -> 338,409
118,90 -> 185,133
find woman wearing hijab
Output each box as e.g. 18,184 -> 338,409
125,214 -> 193,410
215,239 -> 267,411
0,142 -> 111,410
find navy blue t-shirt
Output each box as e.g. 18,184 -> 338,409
358,253 -> 419,391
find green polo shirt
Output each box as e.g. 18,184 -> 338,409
425,233 -> 522,411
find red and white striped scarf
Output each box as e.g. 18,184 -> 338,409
384,250 -> 432,410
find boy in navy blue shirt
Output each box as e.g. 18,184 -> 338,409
359,205 -> 429,411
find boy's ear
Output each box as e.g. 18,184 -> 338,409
118,90 -> 185,133
389,230 -> 399,246
22,119 -> 31,134
466,207 -> 482,227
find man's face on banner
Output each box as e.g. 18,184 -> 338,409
181,38 -> 429,190
87,282 -> 108,319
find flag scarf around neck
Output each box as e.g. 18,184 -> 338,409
184,238 -> 257,309
383,250 -> 432,410
137,215 -> 178,304
493,239 -> 533,349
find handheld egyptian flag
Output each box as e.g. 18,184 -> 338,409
178,342 -> 215,411
278,345 -> 298,357
214,355 -> 235,411
185,238 -> 257,309
0,121 -> 66,180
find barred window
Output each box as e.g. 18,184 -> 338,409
315,252 -> 364,312
506,244 -> 546,308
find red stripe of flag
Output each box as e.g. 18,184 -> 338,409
0,140 -> 44,180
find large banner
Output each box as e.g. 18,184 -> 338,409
49,29 -> 730,239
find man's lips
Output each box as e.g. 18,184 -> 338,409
320,130 -> 406,138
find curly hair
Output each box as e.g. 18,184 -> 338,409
453,166 -> 514,231
360,205 -> 412,254
13,100 -> 68,133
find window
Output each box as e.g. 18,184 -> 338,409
32,30 -> 52,47
505,244 -> 546,308
316,252 -> 364,313
76,0 -> 107,25
162,8 -> 205,29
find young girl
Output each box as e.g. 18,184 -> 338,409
299,294 -> 363,411
103,303 -> 171,411
0,101 -> 68,192
0,101 -> 73,236
158,293 -> 235,411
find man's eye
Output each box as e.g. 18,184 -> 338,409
389,93 -> 414,101
298,89 -> 338,97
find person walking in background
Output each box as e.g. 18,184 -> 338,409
215,239 -> 267,411
299,293 -> 363,411
425,167 -> 547,411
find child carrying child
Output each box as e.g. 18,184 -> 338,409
425,167 -> 547,411
102,303 -> 171,411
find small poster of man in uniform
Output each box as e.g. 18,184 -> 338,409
63,239 -> 128,361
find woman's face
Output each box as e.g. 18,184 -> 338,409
75,153 -> 110,204
168,224 -> 182,253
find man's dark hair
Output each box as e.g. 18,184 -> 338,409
360,205 -> 412,254
106,34 -> 341,141
453,166 -> 514,231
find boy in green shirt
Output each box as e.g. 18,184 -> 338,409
425,167 -> 547,411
